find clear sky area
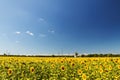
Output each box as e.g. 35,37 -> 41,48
0,0 -> 120,55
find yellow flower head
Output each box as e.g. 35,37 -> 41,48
8,69 -> 12,75
30,67 -> 35,73
51,64 -> 55,68
77,69 -> 82,75
108,65 -> 112,70
84,66 -> 88,71
99,69 -> 103,74
117,65 -> 120,69
61,60 -> 64,63
82,74 -> 87,80
71,63 -> 75,67
61,65 -> 65,71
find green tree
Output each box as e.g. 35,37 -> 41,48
74,52 -> 79,57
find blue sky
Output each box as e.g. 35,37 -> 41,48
0,0 -> 120,55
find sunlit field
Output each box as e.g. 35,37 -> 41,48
0,57 -> 120,80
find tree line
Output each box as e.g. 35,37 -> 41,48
0,52 -> 120,57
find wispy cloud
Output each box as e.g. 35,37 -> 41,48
38,18 -> 46,23
26,31 -> 34,36
48,30 -> 55,34
15,31 -> 21,35
39,33 -> 46,37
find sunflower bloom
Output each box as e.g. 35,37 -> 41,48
77,69 -> 82,75
84,66 -> 88,71
61,66 -> 65,71
8,69 -> 12,75
117,65 -> 120,69
71,63 -> 75,67
30,67 -> 35,73
108,65 -> 112,70
99,69 -> 103,74
82,74 -> 87,80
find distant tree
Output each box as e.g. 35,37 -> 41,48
93,54 -> 97,57
88,54 -> 93,57
81,54 -> 85,57
4,53 -> 7,56
99,54 -> 103,57
74,52 -> 79,57
52,54 -> 55,57
107,53 -> 112,57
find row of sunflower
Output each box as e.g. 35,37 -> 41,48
0,57 -> 120,80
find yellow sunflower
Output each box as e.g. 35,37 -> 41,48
77,69 -> 82,75
30,67 -> 35,73
82,73 -> 87,80
61,65 -> 65,71
108,65 -> 112,70
8,69 -> 12,75
117,65 -> 120,69
99,69 -> 103,74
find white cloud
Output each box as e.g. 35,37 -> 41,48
15,31 -> 21,34
26,31 -> 34,36
48,30 -> 55,34
39,34 -> 46,37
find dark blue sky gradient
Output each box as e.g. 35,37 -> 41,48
48,0 -> 120,44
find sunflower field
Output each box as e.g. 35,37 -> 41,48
0,57 -> 120,80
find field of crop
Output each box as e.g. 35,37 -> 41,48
0,57 -> 120,80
